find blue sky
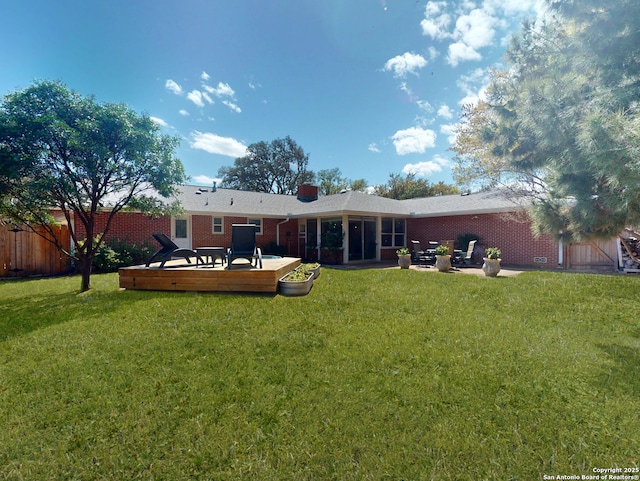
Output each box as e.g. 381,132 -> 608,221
2,0 -> 544,188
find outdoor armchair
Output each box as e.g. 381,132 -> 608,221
226,224 -> 263,269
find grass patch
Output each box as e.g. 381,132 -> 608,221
0,269 -> 638,479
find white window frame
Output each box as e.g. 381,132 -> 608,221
247,218 -> 263,235
212,216 -> 224,235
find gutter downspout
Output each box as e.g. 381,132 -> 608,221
276,218 -> 290,247
558,231 -> 563,268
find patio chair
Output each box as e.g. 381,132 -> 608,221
146,233 -> 201,268
226,224 -> 263,269
411,240 -> 434,265
461,240 -> 477,266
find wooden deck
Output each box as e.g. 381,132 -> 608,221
118,257 -> 301,293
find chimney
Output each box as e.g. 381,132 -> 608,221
297,184 -> 318,202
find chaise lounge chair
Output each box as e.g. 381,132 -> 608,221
146,233 -> 201,268
226,224 -> 263,269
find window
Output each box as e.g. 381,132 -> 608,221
175,218 -> 187,239
247,218 -> 262,235
212,217 -> 223,234
381,217 -> 405,247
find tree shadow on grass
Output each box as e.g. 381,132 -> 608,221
0,277 -> 280,342
594,329 -> 640,396
0,281 -> 126,342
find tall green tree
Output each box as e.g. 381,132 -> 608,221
0,80 -> 186,291
315,168 -> 368,195
453,0 -> 640,242
374,173 -> 458,200
218,136 -> 314,194
316,168 -> 348,195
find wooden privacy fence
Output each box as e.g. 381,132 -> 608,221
0,224 -> 71,277
566,238 -> 618,271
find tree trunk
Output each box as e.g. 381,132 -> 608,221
80,260 -> 92,292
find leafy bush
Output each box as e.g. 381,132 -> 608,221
261,241 -> 288,256
457,233 -> 480,252
84,237 -> 155,272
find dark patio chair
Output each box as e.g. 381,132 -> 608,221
146,233 -> 201,268
411,240 -> 434,265
226,224 -> 263,269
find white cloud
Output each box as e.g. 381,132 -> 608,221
201,81 -> 239,112
402,155 -> 450,177
440,123 -> 458,144
484,0 -> 546,17
368,143 -> 381,153
201,71 -> 210,81
222,100 -> 242,113
202,92 -> 214,104
391,127 -> 437,155
420,1 -> 452,40
187,90 -> 205,108
421,1 -> 540,67
437,104 -> 454,119
447,41 -> 482,67
192,174 -> 222,186
457,67 -> 491,106
165,79 -> 183,95
455,8 -> 499,50
150,116 -> 168,127
384,52 -> 428,78
190,131 -> 248,157
179,109 -> 190,117
416,100 -> 433,112
203,81 -> 235,98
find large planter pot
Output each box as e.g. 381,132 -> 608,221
482,258 -> 501,277
278,271 -> 314,296
435,254 -> 451,272
398,255 -> 411,269
306,264 -> 321,279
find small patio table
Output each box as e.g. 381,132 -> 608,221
196,247 -> 226,267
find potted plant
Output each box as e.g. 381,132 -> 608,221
320,227 -> 344,264
482,247 -> 501,277
300,262 -> 321,279
278,265 -> 315,296
396,247 -> 411,269
434,244 -> 452,272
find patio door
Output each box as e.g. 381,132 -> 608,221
348,217 -> 376,261
172,216 -> 192,249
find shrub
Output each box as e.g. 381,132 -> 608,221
261,241 -> 288,256
457,233 -> 480,252
83,237 -> 155,272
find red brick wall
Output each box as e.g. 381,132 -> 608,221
192,215 -> 296,255
81,212 -> 296,254
75,212 -> 170,246
79,210 -> 559,267
407,212 -> 559,267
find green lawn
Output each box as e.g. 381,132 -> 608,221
0,269 -> 638,480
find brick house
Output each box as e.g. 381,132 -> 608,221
85,184 -> 564,268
